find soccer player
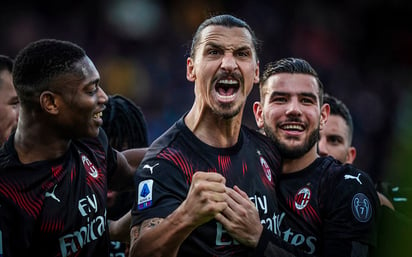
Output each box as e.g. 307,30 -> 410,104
129,15 -> 308,257
318,93 -> 412,257
0,39 -> 146,257
318,93 -> 394,210
253,57 -> 380,256
0,55 -> 19,145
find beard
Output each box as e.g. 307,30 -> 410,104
212,102 -> 243,120
264,122 -> 320,159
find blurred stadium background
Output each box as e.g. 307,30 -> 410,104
1,0 -> 411,215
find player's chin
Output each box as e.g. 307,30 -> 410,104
87,125 -> 100,138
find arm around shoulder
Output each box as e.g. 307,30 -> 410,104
110,148 -> 147,191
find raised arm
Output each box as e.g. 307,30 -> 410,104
129,172 -> 228,257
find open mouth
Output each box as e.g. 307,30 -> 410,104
215,79 -> 239,101
93,112 -> 103,119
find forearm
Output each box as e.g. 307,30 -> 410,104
112,149 -> 146,191
109,211 -> 131,242
129,211 -> 197,257
122,147 -> 147,170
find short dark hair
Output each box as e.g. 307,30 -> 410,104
189,14 -> 260,59
102,94 -> 149,150
323,93 -> 354,144
13,39 -> 86,107
0,55 -> 13,73
260,57 -> 324,105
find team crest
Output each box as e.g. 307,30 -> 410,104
352,193 -> 372,222
294,187 -> 311,210
137,179 -> 154,210
81,153 -> 99,178
259,156 -> 272,182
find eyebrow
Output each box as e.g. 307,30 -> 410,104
205,42 -> 252,52
205,42 -> 222,49
267,91 -> 287,99
268,91 -> 318,101
8,95 -> 19,104
85,78 -> 100,87
300,92 -> 317,101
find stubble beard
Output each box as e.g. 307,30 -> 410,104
212,102 -> 243,120
264,122 -> 320,159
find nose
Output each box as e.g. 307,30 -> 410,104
98,86 -> 109,104
221,53 -> 238,72
285,99 -> 302,116
318,137 -> 328,157
15,106 -> 20,123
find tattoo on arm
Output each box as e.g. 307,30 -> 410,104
130,225 -> 140,244
130,217 -> 164,245
139,218 -> 163,234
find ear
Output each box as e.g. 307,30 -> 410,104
40,91 -> 60,115
254,60 -> 260,84
319,103 -> 330,129
253,101 -> 264,129
346,146 -> 357,164
186,57 -> 196,82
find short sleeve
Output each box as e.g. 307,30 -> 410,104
131,158 -> 189,227
321,166 -> 379,251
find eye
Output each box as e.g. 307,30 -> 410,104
207,49 -> 220,55
272,96 -> 287,103
236,50 -> 250,57
328,136 -> 343,145
10,99 -> 19,108
301,97 -> 315,104
87,84 -> 99,95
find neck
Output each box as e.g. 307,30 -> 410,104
282,146 -> 318,174
13,111 -> 71,164
184,103 -> 243,148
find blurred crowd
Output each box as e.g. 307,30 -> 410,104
1,0 -> 411,208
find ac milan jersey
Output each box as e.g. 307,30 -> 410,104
0,128 -> 117,257
131,117 -> 281,257
276,156 -> 379,256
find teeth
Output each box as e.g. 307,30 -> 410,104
283,124 -> 303,130
218,79 -> 238,85
93,112 -> 102,119
218,94 -> 236,100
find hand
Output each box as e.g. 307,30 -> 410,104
178,171 -> 228,228
130,172 -> 228,257
215,185 -> 263,247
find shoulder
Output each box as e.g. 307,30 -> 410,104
320,158 -> 379,217
241,126 -> 274,149
323,158 -> 375,187
241,125 -> 281,157
144,121 -> 183,161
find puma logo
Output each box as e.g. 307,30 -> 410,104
143,163 -> 159,174
45,184 -> 61,202
344,173 -> 362,185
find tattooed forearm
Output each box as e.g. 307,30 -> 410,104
130,217 -> 164,246
139,218 -> 163,234
130,225 -> 140,243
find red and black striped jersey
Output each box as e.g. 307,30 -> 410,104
276,156 -> 379,256
131,116 -> 281,257
0,128 -> 117,257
